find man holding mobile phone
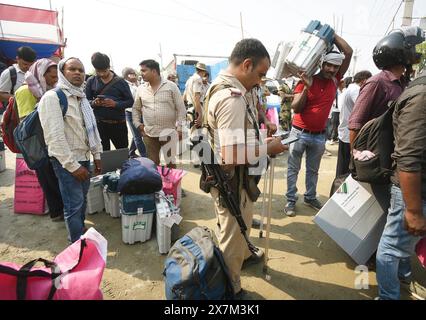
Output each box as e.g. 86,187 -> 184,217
85,52 -> 134,151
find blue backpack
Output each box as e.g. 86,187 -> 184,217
164,226 -> 235,300
13,88 -> 68,170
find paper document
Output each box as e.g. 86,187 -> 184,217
332,176 -> 372,217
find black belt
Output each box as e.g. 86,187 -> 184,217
99,119 -> 126,124
292,125 -> 326,135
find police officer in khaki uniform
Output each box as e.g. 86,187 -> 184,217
203,39 -> 288,298
185,62 -> 208,127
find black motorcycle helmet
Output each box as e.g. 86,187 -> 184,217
373,27 -> 425,70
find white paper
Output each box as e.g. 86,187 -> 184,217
332,176 -> 372,218
171,214 -> 183,225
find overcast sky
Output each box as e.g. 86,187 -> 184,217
3,0 -> 426,76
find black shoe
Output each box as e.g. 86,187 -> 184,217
50,212 -> 64,222
181,189 -> 187,198
234,289 -> 249,300
251,218 -> 261,229
242,249 -> 264,269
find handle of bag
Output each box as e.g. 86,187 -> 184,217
15,239 -> 87,300
17,258 -> 61,300
161,166 -> 171,176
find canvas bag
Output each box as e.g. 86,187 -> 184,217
157,166 -> 186,207
0,228 -> 107,300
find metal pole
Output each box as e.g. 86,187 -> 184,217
240,12 -> 244,39
402,0 -> 415,26
263,156 -> 275,278
259,167 -> 269,238
49,0 -> 52,10
159,43 -> 163,71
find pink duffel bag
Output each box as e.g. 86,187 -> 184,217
0,228 -> 107,300
416,237 -> 426,268
157,166 -> 186,207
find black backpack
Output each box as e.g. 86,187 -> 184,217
350,76 -> 426,184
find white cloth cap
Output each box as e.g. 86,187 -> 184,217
322,52 -> 346,66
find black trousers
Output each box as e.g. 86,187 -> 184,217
35,161 -> 64,216
327,112 -> 340,141
336,139 -> 351,178
97,121 -> 128,151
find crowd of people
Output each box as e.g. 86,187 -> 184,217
0,24 -> 425,300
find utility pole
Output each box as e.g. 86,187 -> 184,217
159,43 -> 163,71
240,12 -> 244,39
352,48 -> 359,76
49,0 -> 52,10
402,0 -> 414,26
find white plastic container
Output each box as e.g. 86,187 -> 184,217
283,32 -> 328,77
155,192 -> 182,254
0,150 -> 5,173
86,175 -> 104,215
103,186 -> 120,218
121,211 -> 154,244
278,21 -> 335,78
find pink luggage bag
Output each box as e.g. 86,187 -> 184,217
0,228 -> 107,300
157,166 -> 186,207
14,157 -> 46,214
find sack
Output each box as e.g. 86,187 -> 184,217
0,97 -> 20,153
350,76 -> 426,184
118,157 -> 162,195
157,166 -> 186,207
164,226 -> 234,300
13,88 -> 68,170
416,237 -> 426,269
0,228 -> 107,300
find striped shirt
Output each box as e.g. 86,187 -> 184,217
39,89 -> 103,173
132,78 -> 186,137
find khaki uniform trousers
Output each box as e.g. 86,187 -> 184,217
210,187 -> 254,294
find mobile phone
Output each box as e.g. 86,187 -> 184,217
281,135 -> 299,145
97,95 -> 107,100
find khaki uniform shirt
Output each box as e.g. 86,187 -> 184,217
207,70 -> 258,158
185,73 -> 203,106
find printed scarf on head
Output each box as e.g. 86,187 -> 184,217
25,58 -> 57,99
57,57 -> 102,154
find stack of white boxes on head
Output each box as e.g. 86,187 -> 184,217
86,175 -> 105,215
121,193 -> 156,244
155,191 -> 182,254
271,20 -> 335,79
102,171 -> 121,218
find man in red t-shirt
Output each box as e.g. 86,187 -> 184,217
284,34 -> 353,217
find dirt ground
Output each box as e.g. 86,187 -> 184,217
0,139 -> 424,300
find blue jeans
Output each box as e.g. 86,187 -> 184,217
125,110 -> 147,157
286,127 -> 326,204
51,159 -> 90,243
376,185 -> 426,300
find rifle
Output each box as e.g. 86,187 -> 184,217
198,140 -> 259,255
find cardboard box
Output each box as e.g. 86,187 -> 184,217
314,175 -> 388,265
